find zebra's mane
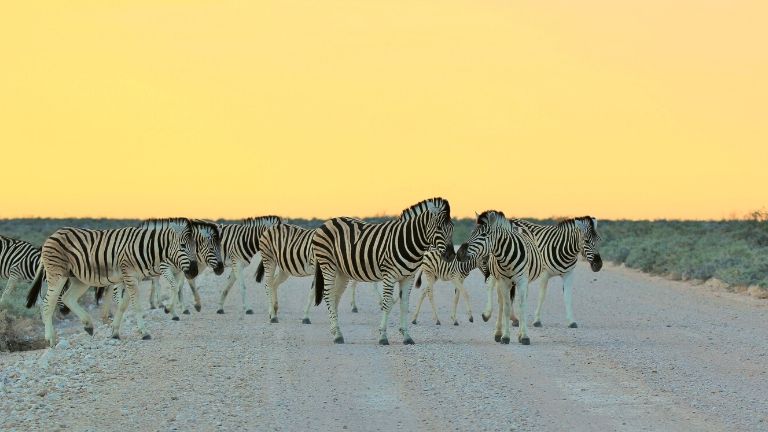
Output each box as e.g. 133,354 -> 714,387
190,219 -> 222,240
400,197 -> 451,220
139,218 -> 191,229
476,210 -> 511,230
242,215 -> 282,227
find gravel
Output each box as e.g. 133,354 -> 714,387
1,262 -> 766,431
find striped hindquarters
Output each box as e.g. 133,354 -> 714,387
258,223 -> 315,277
0,235 -> 41,281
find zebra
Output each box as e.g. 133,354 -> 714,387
456,210 -> 542,345
480,217 -> 602,329
254,223 -> 316,323
312,197 -> 455,345
26,218 -> 202,346
100,218 -> 225,321
0,235 -> 41,305
410,250 -> 486,326
214,215 -> 282,315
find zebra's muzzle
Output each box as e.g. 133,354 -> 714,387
213,262 -> 225,275
443,244 -> 456,261
185,261 -> 199,279
590,254 -> 603,272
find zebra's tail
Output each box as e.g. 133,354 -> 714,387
25,264 -> 45,308
414,270 -> 423,289
255,261 -> 265,283
314,265 -> 324,306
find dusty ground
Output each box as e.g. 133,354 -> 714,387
1,262 -> 767,432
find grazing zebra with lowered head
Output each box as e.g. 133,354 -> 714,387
100,218 -> 225,321
214,215 -> 282,315
481,217 -> 602,329
0,235 -> 41,305
26,218 -> 201,346
410,250 -> 487,326
312,198 -> 455,345
457,210 -> 542,345
254,222 -> 316,323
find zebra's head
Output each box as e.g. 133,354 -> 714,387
168,219 -> 199,279
401,198 -> 455,261
191,220 -> 225,276
456,210 -> 508,262
574,216 -> 602,272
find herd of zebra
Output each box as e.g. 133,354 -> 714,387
0,197 -> 602,348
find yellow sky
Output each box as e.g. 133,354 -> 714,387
1,1 -> 766,220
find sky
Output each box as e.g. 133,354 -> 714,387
1,1 -> 766,220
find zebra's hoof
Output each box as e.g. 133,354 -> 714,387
378,338 -> 389,346
519,336 -> 531,345
494,334 -> 501,342
533,321 -> 542,327
411,319 -> 417,325
435,320 -> 441,326
149,305 -> 156,310
163,307 -> 170,314
333,336 -> 345,344
453,321 -> 459,326
403,337 -> 415,345
142,334 -> 152,340
482,313 -> 490,322
351,307 -> 358,313
469,316 -> 474,323
500,336 -> 510,344
216,309 -> 225,314
301,318 -> 311,324
172,316 -> 180,321
195,305 -> 202,312
270,317 -> 278,323
245,309 -> 254,315
112,335 -> 120,340
511,319 -> 520,327
568,322 -> 578,328
183,310 -> 190,315
84,326 -> 94,336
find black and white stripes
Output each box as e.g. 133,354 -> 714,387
312,197 -> 454,345
27,219 -> 200,346
0,235 -> 41,304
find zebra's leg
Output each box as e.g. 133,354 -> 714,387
164,270 -> 184,321
321,266 -> 346,343
60,279 -> 94,336
125,275 -> 151,340
178,279 -> 190,315
302,280 -> 314,324
494,279 -> 504,342
410,280 -> 430,325
451,280 -> 460,326
149,277 -> 160,309
482,276 -> 496,322
100,285 -> 114,324
500,280 -> 513,344
454,277 -> 474,325
217,270 -> 237,314
425,277 -> 441,325
111,284 -> 132,339
398,276 -> 415,344
509,282 -> 520,327
188,277 -> 202,312
0,276 -> 18,304
533,273 -> 551,327
41,276 -> 67,347
516,277 -> 531,344
349,281 -> 358,313
562,270 -> 578,328
377,278 -> 397,345
267,268 -> 289,322
234,261 -> 253,315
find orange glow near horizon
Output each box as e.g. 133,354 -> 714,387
1,1 -> 766,221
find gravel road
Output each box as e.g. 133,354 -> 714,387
2,262 -> 767,431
